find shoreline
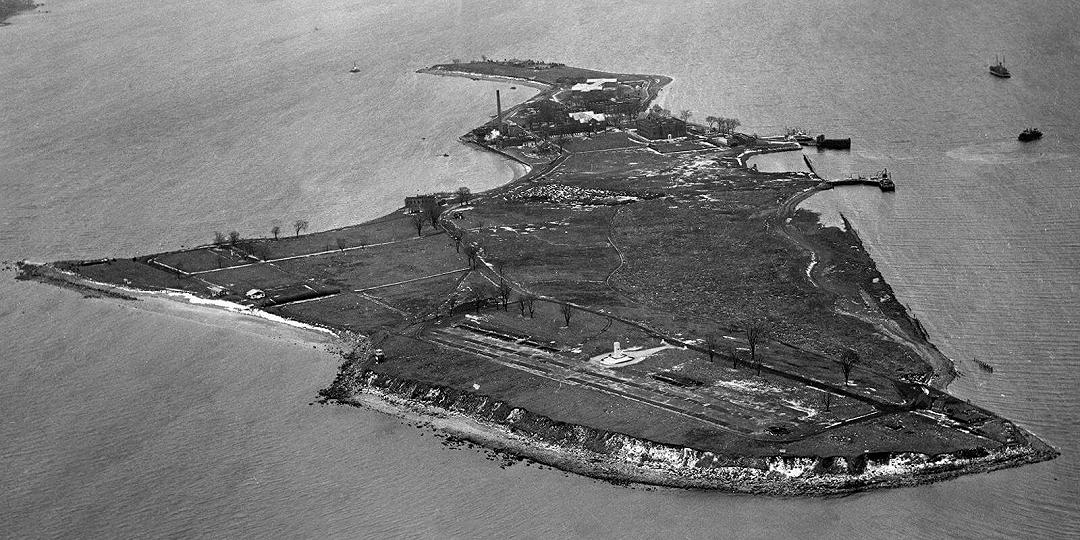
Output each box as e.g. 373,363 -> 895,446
15,262 -> 339,340
417,66 -> 554,92
323,369 -> 1056,496
773,180 -> 959,391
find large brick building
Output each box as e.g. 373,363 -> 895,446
635,117 -> 687,140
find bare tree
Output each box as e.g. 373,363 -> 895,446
678,109 -> 692,125
839,348 -> 861,385
293,219 -> 309,237
717,117 -> 742,134
411,214 -> 425,237
271,225 -> 281,240
703,333 -> 718,362
821,390 -> 833,412
456,187 -> 471,204
464,243 -> 480,268
705,115 -> 719,132
336,238 -> 347,252
213,231 -> 227,245
248,242 -> 269,260
454,235 -> 463,253
425,202 -> 444,228
743,318 -> 769,375
517,297 -> 526,317
228,231 -> 241,246
472,284 -> 488,314
560,303 -> 573,328
497,278 -> 512,311
523,294 -> 536,318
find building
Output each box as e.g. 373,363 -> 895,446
635,117 -> 687,140
405,195 -> 439,213
569,111 -> 606,124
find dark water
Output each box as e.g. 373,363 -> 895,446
1,0 -> 1077,537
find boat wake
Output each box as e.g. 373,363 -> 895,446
946,142 -> 1071,164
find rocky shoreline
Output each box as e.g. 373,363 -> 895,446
321,360 -> 1057,496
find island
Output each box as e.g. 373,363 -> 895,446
19,59 -> 1057,495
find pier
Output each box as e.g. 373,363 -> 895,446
824,168 -> 895,191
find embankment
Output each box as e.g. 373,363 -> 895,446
321,359 -> 1058,496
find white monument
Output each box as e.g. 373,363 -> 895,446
610,341 -> 628,360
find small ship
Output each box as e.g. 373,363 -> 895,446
1018,128 -> 1042,142
990,56 -> 1011,78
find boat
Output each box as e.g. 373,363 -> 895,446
785,128 -> 815,144
989,56 -> 1010,78
877,168 -> 895,191
349,62 -> 360,73
1018,128 -> 1042,142
788,129 -> 851,149
815,134 -> 851,149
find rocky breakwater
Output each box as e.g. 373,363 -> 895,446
320,357 -> 1057,496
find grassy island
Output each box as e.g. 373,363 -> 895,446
19,60 -> 1057,495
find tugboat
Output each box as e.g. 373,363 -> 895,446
877,168 -> 895,191
349,62 -> 360,73
1018,128 -> 1042,142
989,56 -> 1011,78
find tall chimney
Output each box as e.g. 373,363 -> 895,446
496,89 -> 503,128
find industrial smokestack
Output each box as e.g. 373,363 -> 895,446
496,89 -> 502,127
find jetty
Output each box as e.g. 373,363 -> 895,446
825,168 -> 895,191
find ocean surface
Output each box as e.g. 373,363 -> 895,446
2,1 -> 1077,537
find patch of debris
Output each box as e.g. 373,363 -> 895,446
506,184 -> 661,206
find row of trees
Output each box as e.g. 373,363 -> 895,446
646,106 -> 741,134
699,318 -> 864,387
270,220 -> 309,240
212,219 -> 309,246
704,116 -> 741,134
445,279 -> 578,329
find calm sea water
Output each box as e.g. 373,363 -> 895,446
2,1 -> 1077,538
